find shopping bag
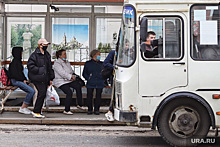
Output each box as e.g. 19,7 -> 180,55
45,85 -> 60,106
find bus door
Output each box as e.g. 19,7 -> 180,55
139,16 -> 187,96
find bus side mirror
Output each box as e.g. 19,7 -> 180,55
140,17 -> 148,42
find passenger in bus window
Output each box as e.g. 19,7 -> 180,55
119,39 -> 134,64
144,31 -> 158,58
193,32 -> 219,59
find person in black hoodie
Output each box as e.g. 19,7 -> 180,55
9,47 -> 35,115
27,38 -> 55,118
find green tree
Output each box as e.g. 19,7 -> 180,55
16,24 -> 25,46
98,42 -> 102,51
11,26 -> 18,47
31,25 -> 42,52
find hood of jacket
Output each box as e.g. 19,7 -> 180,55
12,47 -> 23,60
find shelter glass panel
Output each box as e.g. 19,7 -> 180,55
5,4 -> 47,12
7,17 -> 45,60
0,16 -> 3,60
50,5 -> 91,13
52,17 -> 89,76
96,18 -> 121,60
94,6 -> 122,13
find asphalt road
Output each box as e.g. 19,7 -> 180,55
0,124 -> 219,147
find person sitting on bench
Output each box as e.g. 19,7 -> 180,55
9,47 -> 35,115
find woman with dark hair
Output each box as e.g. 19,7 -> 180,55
83,49 -> 105,115
53,49 -> 84,115
9,47 -> 35,114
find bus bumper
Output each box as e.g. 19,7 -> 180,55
114,108 -> 137,123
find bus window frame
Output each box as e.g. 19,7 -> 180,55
190,3 -> 220,61
116,4 -> 136,68
140,15 -> 184,62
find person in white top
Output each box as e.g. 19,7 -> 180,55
53,49 -> 84,115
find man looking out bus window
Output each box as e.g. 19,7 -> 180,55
144,31 -> 158,58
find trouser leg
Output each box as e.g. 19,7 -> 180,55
69,81 -> 83,106
94,88 -> 102,112
87,88 -> 94,112
33,83 -> 47,113
59,83 -> 73,112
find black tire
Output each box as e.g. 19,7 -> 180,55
157,98 -> 210,147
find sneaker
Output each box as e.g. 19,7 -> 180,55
105,112 -> 114,122
32,112 -> 45,118
63,111 -> 73,115
18,107 -> 32,115
77,105 -> 86,111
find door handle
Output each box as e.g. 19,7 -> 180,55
173,62 -> 185,65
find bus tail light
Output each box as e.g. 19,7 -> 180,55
216,112 -> 220,115
212,94 -> 220,99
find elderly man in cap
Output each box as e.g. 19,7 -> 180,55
27,38 -> 55,118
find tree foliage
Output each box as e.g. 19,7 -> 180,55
97,42 -> 111,53
11,24 -> 42,53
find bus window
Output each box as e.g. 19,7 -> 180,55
116,5 -> 136,66
140,17 -> 182,60
191,4 -> 220,60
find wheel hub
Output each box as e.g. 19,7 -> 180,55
177,113 -> 194,131
169,107 -> 199,137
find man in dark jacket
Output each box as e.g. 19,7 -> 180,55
27,38 -> 55,118
103,50 -> 115,85
103,50 -> 117,122
9,47 -> 35,115
144,31 -> 158,58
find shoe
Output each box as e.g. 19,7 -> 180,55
94,111 -> 100,115
63,111 -> 73,115
32,112 -> 45,118
77,105 -> 86,111
105,112 -> 114,122
18,107 -> 32,115
87,111 -> 93,115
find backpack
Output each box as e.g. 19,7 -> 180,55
1,67 -> 11,86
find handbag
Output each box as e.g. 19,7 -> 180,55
101,67 -> 113,80
45,85 -> 60,106
74,74 -> 85,87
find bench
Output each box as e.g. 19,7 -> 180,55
0,85 -> 112,113
0,86 -> 18,113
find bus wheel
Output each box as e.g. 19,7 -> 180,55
157,98 -> 210,147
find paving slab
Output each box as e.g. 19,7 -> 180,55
0,107 -> 126,125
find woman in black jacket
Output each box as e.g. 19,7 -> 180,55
9,47 -> 35,115
83,49 -> 105,115
27,38 -> 54,118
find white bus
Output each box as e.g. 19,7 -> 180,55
114,0 -> 220,146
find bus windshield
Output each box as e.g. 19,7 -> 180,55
116,6 -> 136,66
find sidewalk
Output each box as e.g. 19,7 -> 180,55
0,106 -> 126,125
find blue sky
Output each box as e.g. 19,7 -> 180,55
52,24 -> 88,44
